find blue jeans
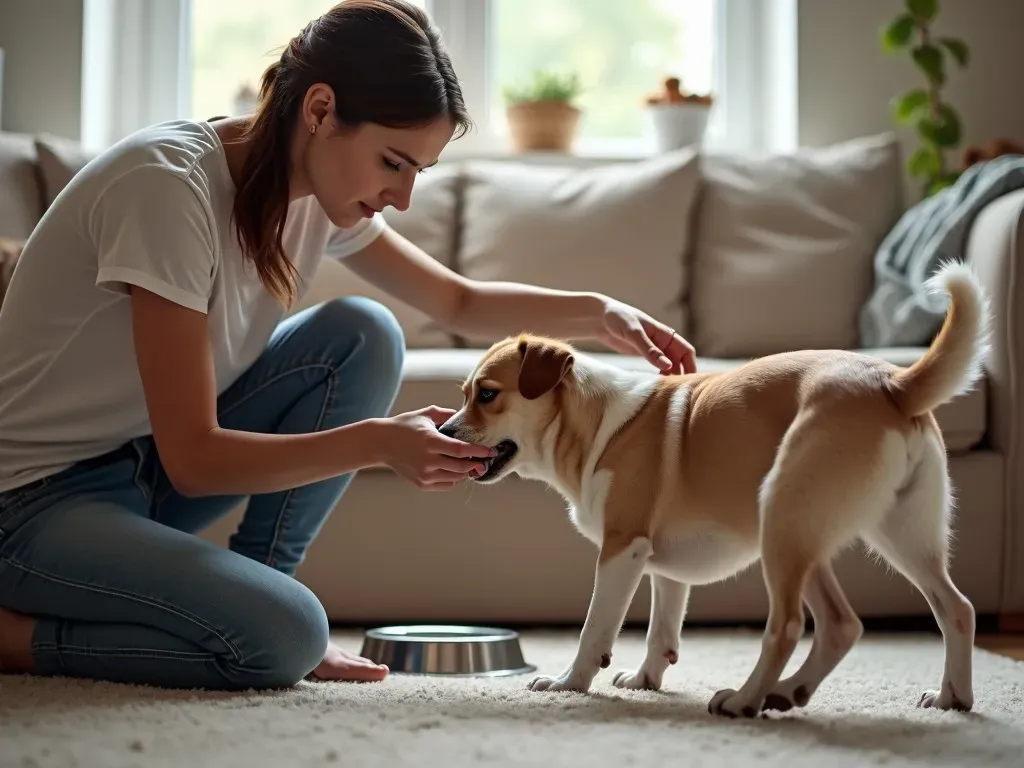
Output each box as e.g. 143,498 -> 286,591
0,297 -> 404,690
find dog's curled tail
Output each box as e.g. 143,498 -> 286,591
890,260 -> 992,418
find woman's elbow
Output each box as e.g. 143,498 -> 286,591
164,462 -> 210,498
157,437 -> 216,498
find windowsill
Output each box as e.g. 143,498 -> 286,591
436,135 -> 674,166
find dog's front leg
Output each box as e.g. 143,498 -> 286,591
612,574 -> 690,691
528,536 -> 653,693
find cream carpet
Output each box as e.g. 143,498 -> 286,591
2,628 -> 1024,767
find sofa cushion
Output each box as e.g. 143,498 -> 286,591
0,237 -> 25,305
690,132 -> 904,358
34,133 -> 97,209
0,132 -> 44,239
389,346 -> 985,454
295,164 -> 462,348
455,148 -> 701,351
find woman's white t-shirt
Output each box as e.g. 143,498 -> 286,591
0,119 -> 387,493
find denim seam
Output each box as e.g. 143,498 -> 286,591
217,363 -> 338,421
263,365 -> 337,570
0,476 -> 51,518
34,645 -> 214,660
0,556 -> 244,663
35,642 -> 210,656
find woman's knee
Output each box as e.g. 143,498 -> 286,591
313,296 -> 405,413
226,578 -> 329,689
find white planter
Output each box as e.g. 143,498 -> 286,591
644,102 -> 711,152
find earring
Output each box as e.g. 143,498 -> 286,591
309,124 -> 317,135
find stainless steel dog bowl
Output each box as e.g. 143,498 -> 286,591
360,624 -> 537,677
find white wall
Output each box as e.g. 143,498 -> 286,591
797,0 -> 1024,158
0,0 -> 83,139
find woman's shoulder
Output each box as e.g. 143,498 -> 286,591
75,120 -> 233,208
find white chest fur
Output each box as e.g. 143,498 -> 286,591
540,359 -> 760,585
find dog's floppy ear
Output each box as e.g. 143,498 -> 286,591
517,339 -> 575,400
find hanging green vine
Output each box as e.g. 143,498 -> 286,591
881,0 -> 970,196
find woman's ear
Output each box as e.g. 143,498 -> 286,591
301,83 -> 335,132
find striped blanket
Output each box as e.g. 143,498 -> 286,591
859,154 -> 1024,348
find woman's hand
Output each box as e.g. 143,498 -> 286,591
368,406 -> 496,490
599,298 -> 698,375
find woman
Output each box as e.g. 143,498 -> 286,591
0,0 -> 695,690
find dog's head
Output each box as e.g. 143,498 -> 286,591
439,334 -> 577,484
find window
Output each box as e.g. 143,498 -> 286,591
486,0 -> 715,153
81,0 -> 794,156
189,0 -> 428,122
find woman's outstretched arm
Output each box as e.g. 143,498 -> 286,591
128,286 -> 490,496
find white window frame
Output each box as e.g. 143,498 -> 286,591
80,0 -> 192,152
80,0 -> 796,158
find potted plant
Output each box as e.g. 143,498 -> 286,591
502,69 -> 582,153
880,0 -> 970,196
643,76 -> 714,152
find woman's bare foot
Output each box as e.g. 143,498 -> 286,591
0,606 -> 36,674
308,641 -> 389,682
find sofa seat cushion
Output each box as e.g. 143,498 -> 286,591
390,346 -> 986,454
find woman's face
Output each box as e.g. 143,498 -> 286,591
297,84 -> 456,229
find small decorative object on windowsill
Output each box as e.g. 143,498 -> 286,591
502,69 -> 582,154
233,83 -> 258,116
643,77 -> 713,153
961,137 -> 1024,171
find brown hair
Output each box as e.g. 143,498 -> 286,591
233,0 -> 471,304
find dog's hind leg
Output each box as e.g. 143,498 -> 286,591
862,426 -> 975,712
709,409 -> 902,719
612,575 -> 691,691
761,560 -> 863,712
708,533 -> 813,719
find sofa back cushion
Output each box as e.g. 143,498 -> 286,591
0,237 -> 25,305
689,133 -> 903,357
34,133 -> 97,209
0,132 -> 44,240
455,148 -> 701,351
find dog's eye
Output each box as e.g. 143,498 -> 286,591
477,388 -> 498,404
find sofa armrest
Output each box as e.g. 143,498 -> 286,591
964,186 -> 1024,614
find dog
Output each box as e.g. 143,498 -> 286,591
439,260 -> 989,718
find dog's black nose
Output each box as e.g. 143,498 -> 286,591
437,422 -> 456,438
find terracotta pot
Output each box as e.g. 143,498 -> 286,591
505,100 -> 581,153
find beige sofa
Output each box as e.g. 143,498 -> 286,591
2,129 -> 1021,629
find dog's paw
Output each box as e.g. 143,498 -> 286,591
527,670 -> 590,693
761,681 -> 812,712
612,668 -> 660,691
917,684 -> 972,712
708,688 -> 760,719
